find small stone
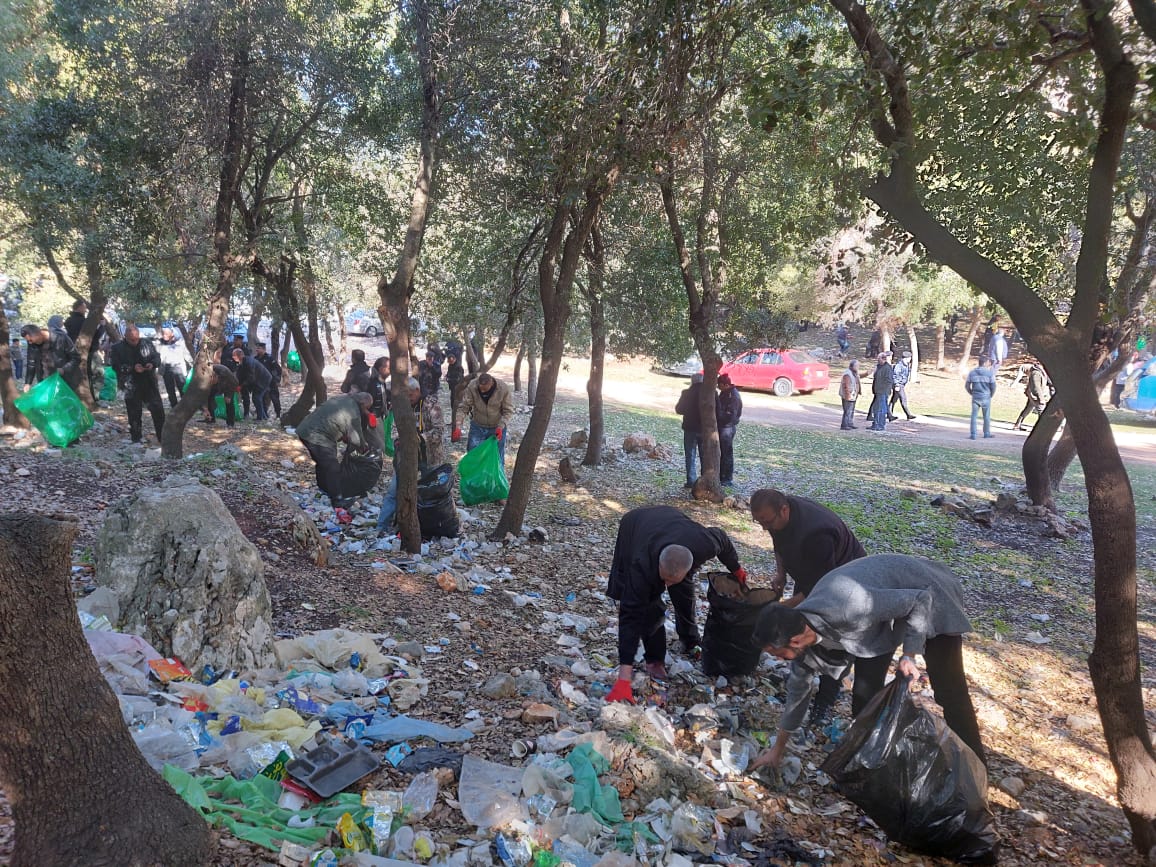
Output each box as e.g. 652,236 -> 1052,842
622,433 -> 656,454
522,702 -> 560,725
14,468 -> 30,477
994,492 -> 1018,512
1066,713 -> 1098,733
396,640 -> 424,660
528,527 -> 548,545
1016,809 -> 1049,826
482,673 -> 517,699
568,430 -> 588,448
900,488 -> 920,500
999,776 -> 1026,798
970,508 -> 995,527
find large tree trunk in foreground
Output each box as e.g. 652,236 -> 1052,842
0,514 -> 211,866
377,0 -> 440,554
1022,396 -> 1063,512
0,308 -> 28,429
582,221 -> 607,467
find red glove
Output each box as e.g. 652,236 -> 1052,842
733,567 -> 748,586
367,414 -> 378,428
451,428 -> 462,443
494,427 -> 503,440
605,679 -> 635,704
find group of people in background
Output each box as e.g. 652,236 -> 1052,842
836,348 -> 917,433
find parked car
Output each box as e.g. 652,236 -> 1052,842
345,309 -> 383,338
718,348 -> 830,396
652,353 -> 702,377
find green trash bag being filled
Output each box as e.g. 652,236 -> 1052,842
183,370 -> 240,420
286,350 -> 302,372
381,411 -> 395,457
457,435 -> 509,506
98,368 -> 118,402
14,372 -> 94,447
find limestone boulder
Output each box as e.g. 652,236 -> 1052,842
94,477 -> 275,673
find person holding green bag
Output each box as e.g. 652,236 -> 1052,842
452,372 -> 513,466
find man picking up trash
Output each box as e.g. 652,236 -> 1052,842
750,488 -> 866,734
749,553 -> 986,772
606,505 -> 748,704
297,392 -> 378,524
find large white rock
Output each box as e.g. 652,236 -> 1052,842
94,477 -> 275,673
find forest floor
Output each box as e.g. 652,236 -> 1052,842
1,332 -> 1155,867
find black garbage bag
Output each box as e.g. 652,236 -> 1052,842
701,573 -> 780,677
339,449 -> 383,500
417,463 -> 460,539
820,678 -> 999,865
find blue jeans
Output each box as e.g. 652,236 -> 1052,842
682,430 -> 702,483
718,425 -> 736,484
468,421 -> 506,466
970,399 -> 992,438
377,473 -> 399,531
868,393 -> 888,429
250,385 -> 269,420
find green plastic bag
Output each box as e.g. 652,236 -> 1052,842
98,367 -> 118,401
457,435 -> 508,506
566,743 -> 624,825
163,766 -> 366,852
13,372 -> 93,447
382,411 -> 395,457
287,350 -> 302,372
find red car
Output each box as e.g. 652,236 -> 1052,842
718,348 -> 830,396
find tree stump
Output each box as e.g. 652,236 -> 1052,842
0,514 -> 211,866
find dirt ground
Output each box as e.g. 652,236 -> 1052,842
1,331 -> 1154,866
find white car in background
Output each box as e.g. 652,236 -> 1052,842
345,309 -> 383,338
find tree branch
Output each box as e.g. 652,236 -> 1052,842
1128,0 -> 1156,45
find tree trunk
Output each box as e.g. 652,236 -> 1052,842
493,181 -> 614,539
322,316 -> 336,363
935,322 -> 946,370
526,336 -> 538,406
377,0 -> 440,554
1046,425 -> 1077,491
247,289 -> 266,347
0,514 -> 211,866
162,41 -> 249,459
270,322 -> 282,358
336,302 -> 348,365
513,342 -> 524,392
958,305 -> 983,374
583,222 -> 607,466
906,324 -> 920,382
0,308 -> 28,429
268,256 -> 326,428
1022,396 -> 1063,511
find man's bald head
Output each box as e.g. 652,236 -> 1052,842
124,325 -> 140,345
658,544 -> 693,586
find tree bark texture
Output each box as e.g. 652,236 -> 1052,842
828,0 -> 1156,852
493,179 -> 614,539
336,302 -> 348,364
934,322 -> 946,370
513,343 -> 524,392
0,514 -> 211,866
162,42 -> 249,459
0,308 -> 28,428
1022,397 -> 1063,511
377,0 -> 440,554
958,305 -> 983,374
582,220 -> 607,467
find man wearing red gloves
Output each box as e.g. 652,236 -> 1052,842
451,372 -> 514,467
605,506 -> 747,704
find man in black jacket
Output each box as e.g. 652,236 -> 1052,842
253,342 -> 282,418
20,323 -> 81,391
110,325 -> 166,444
233,348 -> 272,420
203,363 -> 240,427
675,373 -> 704,489
341,349 -> 372,394
367,356 -> 391,418
750,488 -> 867,733
715,374 -> 743,486
605,506 -> 747,703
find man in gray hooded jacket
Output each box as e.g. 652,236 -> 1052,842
750,553 -> 985,770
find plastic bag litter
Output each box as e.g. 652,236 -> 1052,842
387,678 -> 428,711
402,771 -> 439,820
133,723 -> 200,772
358,716 -> 471,749
241,708 -> 322,749
418,463 -> 461,539
275,629 -> 395,678
522,762 -> 575,805
164,766 -> 364,851
701,573 -> 779,677
820,678 -> 999,865
566,743 -> 624,825
85,630 -> 161,695
458,754 -> 527,829
287,350 -> 302,372
14,372 -> 93,447
98,367 -> 118,401
670,803 -> 716,856
457,435 -> 509,506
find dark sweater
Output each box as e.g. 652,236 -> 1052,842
770,495 -> 866,597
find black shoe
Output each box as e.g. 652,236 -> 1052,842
682,481 -> 693,489
887,415 -> 898,421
